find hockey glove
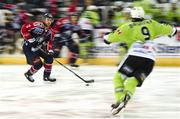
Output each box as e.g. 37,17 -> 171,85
168,27 -> 177,38
104,39 -> 111,45
112,26 -> 118,32
26,38 -> 38,48
103,33 -> 111,45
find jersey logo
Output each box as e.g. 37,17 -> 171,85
117,29 -> 122,35
33,22 -> 44,27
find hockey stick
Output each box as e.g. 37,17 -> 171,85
39,48 -> 95,84
54,58 -> 95,84
73,36 -> 103,40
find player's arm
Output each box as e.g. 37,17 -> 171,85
153,20 -> 177,38
169,27 -> 177,37
44,29 -> 54,55
21,22 -> 46,48
104,24 -> 129,44
21,24 -> 32,40
21,24 -> 38,48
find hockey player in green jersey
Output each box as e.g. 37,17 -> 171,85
103,7 -> 177,115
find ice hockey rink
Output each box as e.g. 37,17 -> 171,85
0,65 -> 179,119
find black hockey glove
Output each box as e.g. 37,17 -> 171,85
104,39 -> 111,45
26,38 -> 38,48
103,32 -> 111,45
111,26 -> 118,32
168,27 -> 177,38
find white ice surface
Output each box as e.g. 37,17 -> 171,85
0,65 -> 180,119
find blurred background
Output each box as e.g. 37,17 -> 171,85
0,0 -> 179,66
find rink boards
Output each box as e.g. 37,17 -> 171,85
0,27 -> 180,66
0,56 -> 180,66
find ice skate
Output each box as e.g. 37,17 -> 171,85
111,94 -> 131,115
44,77 -> 56,82
24,72 -> 34,82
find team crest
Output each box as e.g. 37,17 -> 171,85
117,29 -> 122,35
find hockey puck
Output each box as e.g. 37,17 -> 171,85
86,83 -> 89,86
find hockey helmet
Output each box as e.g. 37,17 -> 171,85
44,13 -> 54,20
43,13 -> 54,27
130,7 -> 145,19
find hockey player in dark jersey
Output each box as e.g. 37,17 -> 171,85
50,13 -> 84,67
21,13 -> 56,82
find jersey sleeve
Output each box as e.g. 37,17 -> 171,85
21,24 -> 32,40
45,29 -> 54,51
107,24 -> 129,43
152,20 -> 174,37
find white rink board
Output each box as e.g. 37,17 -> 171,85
0,65 -> 180,119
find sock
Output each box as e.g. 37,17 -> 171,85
113,72 -> 126,103
28,66 -> 38,75
124,77 -> 138,98
43,64 -> 52,79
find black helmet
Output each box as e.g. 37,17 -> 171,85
44,13 -> 53,20
43,13 -> 54,27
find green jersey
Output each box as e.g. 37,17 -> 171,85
107,19 -> 174,48
81,11 -> 100,26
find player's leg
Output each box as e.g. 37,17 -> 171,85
79,42 -> 89,59
111,55 -> 137,115
79,30 -> 93,60
112,76 -> 138,115
52,37 -> 63,58
123,76 -> 138,101
24,57 -> 43,82
113,72 -> 125,103
41,51 -> 56,82
112,56 -> 155,115
23,45 -> 43,82
111,72 -> 126,115
67,40 -> 80,67
85,30 -> 94,58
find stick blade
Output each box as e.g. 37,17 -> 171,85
85,79 -> 95,83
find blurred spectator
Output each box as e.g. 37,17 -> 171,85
133,0 -> 160,19
82,0 -> 93,11
156,0 -> 170,3
45,0 -> 58,18
84,0 -> 93,6
111,1 -> 124,27
107,9 -> 114,26
80,5 -> 100,26
121,8 -> 131,23
165,2 -> 180,26
94,0 -> 109,6
67,0 -> 78,15
78,5 -> 100,58
0,10 -> 16,54
0,0 -> 179,55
